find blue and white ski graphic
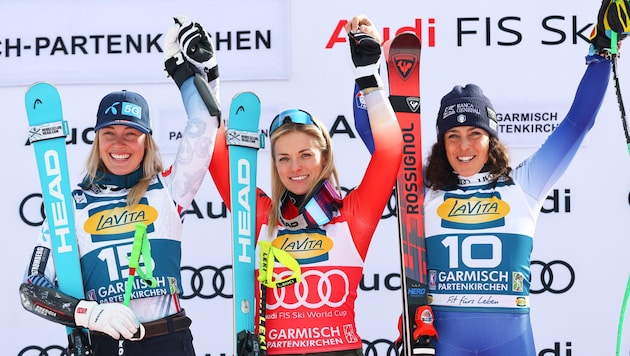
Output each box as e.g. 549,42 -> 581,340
25,83 -> 85,343
227,91 -> 264,356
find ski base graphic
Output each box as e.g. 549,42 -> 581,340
227,92 -> 265,356
25,82 -> 90,355
385,33 -> 437,356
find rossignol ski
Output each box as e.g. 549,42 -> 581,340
227,92 -> 265,356
385,32 -> 436,356
25,82 -> 92,356
353,31 -> 436,355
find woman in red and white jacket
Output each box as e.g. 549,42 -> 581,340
210,15 -> 402,356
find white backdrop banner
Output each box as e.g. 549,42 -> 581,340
2,1 -> 630,356
0,0 -> 291,85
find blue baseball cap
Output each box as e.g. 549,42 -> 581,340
95,90 -> 151,134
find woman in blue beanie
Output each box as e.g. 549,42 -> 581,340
421,1 -> 627,354
353,0 -> 628,354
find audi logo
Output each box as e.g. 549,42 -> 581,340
18,345 -> 65,356
180,265 -> 232,299
266,269 -> 350,309
363,338 -> 399,356
530,260 -> 575,294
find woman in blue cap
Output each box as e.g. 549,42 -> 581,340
20,16 -> 220,355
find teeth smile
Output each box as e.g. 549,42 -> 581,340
291,175 -> 307,181
459,156 -> 474,162
111,153 -> 130,160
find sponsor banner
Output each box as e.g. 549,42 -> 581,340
0,0 -> 290,86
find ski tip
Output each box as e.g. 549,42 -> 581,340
231,91 -> 260,103
227,91 -> 262,131
386,32 -> 421,67
390,31 -> 421,49
229,92 -> 261,116
383,38 -> 393,60
384,32 -> 421,63
26,81 -> 56,92
25,82 -> 62,111
25,82 -> 60,104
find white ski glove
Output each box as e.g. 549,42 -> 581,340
176,18 -> 219,83
163,16 -> 184,61
164,16 -> 192,88
74,300 -> 142,340
348,31 -> 383,91
164,16 -> 219,89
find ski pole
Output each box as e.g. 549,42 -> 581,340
256,241 -> 302,356
610,14 -> 630,353
124,223 -> 151,306
617,275 -> 630,356
610,26 -> 630,155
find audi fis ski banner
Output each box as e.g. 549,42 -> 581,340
226,92 -> 264,356
25,83 -> 89,352
386,32 -> 437,355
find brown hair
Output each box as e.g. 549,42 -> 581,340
84,133 -> 163,207
267,116 -> 340,237
424,135 -> 512,190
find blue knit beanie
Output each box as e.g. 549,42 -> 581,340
436,84 -> 497,140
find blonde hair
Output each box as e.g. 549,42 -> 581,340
84,133 -> 163,207
267,116 -> 340,237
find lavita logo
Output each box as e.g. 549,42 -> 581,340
540,188 -> 571,214
538,341 -> 572,356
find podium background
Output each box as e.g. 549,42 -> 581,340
2,1 -> 630,355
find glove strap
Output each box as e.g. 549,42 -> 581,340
356,75 -> 381,91
206,65 -> 220,82
355,63 -> 383,91
165,53 -> 195,88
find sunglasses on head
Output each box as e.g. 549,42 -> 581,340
269,109 -> 320,135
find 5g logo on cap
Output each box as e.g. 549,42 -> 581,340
121,102 -> 142,120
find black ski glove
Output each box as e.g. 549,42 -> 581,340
348,31 -> 383,90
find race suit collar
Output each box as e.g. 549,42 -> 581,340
457,171 -> 494,187
80,167 -> 144,189
278,179 -> 342,231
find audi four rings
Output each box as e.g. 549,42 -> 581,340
529,260 -> 575,294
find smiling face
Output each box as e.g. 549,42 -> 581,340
273,130 -> 324,195
97,125 -> 147,175
443,126 -> 490,177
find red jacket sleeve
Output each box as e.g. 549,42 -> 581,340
209,125 -> 231,210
